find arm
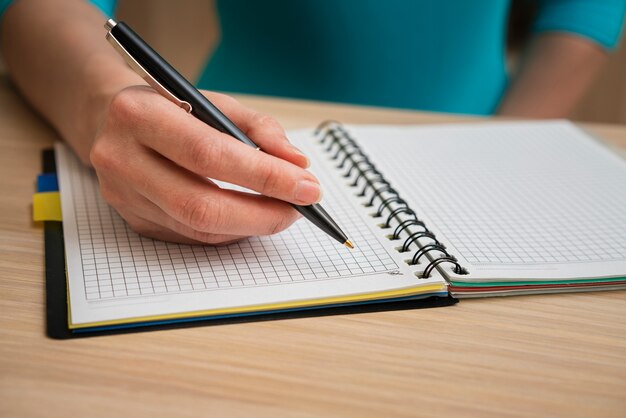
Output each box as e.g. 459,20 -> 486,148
498,0 -> 625,118
497,33 -> 608,118
1,0 -> 139,158
1,0 -> 319,243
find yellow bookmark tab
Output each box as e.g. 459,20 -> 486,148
33,191 -> 62,221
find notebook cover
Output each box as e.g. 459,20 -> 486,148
42,149 -> 457,339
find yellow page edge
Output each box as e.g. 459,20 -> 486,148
68,283 -> 446,329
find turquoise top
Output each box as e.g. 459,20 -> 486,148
1,0 -> 624,114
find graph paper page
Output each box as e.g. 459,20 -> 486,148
56,135 -> 445,328
350,120 -> 626,282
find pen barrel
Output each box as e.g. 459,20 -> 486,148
109,21 -> 350,247
292,204 -> 348,245
110,22 -> 257,148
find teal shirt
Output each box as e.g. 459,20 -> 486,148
1,0 -> 624,114
202,1 -> 512,114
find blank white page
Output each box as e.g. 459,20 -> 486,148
56,133 -> 445,328
349,121 -> 626,282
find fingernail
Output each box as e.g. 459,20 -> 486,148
290,145 -> 310,168
295,180 -> 322,204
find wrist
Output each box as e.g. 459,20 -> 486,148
73,53 -> 144,164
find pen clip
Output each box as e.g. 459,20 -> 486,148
105,26 -> 192,113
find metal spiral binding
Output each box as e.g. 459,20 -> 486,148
315,121 -> 468,278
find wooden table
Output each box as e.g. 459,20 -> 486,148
1,75 -> 625,418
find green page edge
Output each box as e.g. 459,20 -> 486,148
449,276 -> 626,287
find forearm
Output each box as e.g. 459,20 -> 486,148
0,0 -> 142,162
498,33 -> 608,118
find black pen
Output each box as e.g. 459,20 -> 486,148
104,19 -> 353,249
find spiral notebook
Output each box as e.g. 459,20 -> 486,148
54,120 -> 626,331
318,120 -> 626,297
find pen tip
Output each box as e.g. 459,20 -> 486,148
344,240 -> 355,249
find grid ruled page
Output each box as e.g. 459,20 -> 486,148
69,161 -> 397,301
56,135 -> 445,327
350,121 -> 626,282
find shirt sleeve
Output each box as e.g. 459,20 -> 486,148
1,0 -> 117,22
0,0 -> 12,21
533,0 -> 626,49
89,0 -> 117,17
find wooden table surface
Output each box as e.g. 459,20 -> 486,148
1,75 -> 625,418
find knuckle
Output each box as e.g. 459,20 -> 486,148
108,88 -> 143,122
89,139 -> 107,169
253,113 -> 284,135
253,113 -> 275,126
189,137 -> 222,174
256,159 -> 282,196
178,193 -> 221,232
267,211 -> 297,235
89,139 -> 117,172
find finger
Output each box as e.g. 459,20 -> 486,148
106,143 -> 302,236
201,91 -> 309,168
116,208 -> 244,245
117,93 -> 321,205
100,175 -> 247,244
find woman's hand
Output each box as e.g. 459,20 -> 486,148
90,86 -> 321,244
3,1 -> 317,245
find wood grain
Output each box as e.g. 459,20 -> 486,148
1,75 -> 625,418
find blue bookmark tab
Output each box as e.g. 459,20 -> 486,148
37,173 -> 59,192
